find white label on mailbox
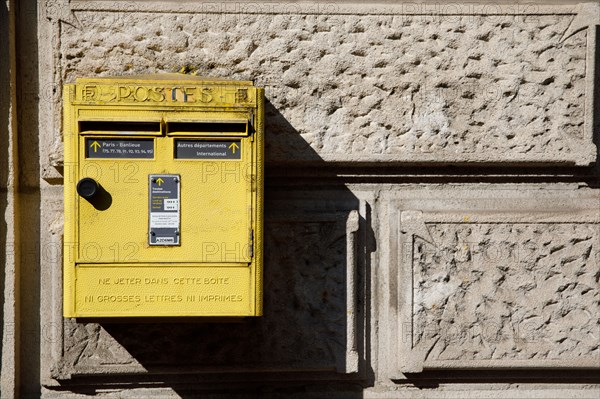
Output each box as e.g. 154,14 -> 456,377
150,212 -> 179,228
164,199 -> 179,211
149,174 -> 180,246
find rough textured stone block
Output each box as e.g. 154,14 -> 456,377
59,10 -> 597,165
54,195 -> 363,380
385,189 -> 600,374
413,223 -> 599,361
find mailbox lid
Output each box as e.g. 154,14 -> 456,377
76,73 -> 254,86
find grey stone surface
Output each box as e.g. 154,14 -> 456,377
385,187 -> 600,374
54,196 -> 363,379
58,11 -> 597,166
413,223 -> 599,361
1,1 -> 19,397
2,0 -> 600,397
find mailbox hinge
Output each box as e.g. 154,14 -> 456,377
249,229 -> 254,258
249,111 -> 255,141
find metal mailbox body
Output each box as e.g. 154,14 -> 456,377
63,74 -> 264,317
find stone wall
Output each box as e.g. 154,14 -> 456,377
1,1 -> 599,398
58,8 -> 596,165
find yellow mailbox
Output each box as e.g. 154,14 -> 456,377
63,74 -> 264,317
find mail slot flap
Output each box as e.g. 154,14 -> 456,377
166,119 -> 249,137
79,120 -> 163,136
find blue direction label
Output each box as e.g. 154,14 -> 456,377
86,138 -> 154,159
175,140 -> 241,160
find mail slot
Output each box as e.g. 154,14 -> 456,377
63,74 -> 264,317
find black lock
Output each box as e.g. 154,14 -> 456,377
77,177 -> 99,200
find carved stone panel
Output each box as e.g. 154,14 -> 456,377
413,224 -> 599,362
55,208 -> 362,380
387,190 -> 600,374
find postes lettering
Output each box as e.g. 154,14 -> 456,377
79,85 -> 251,104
